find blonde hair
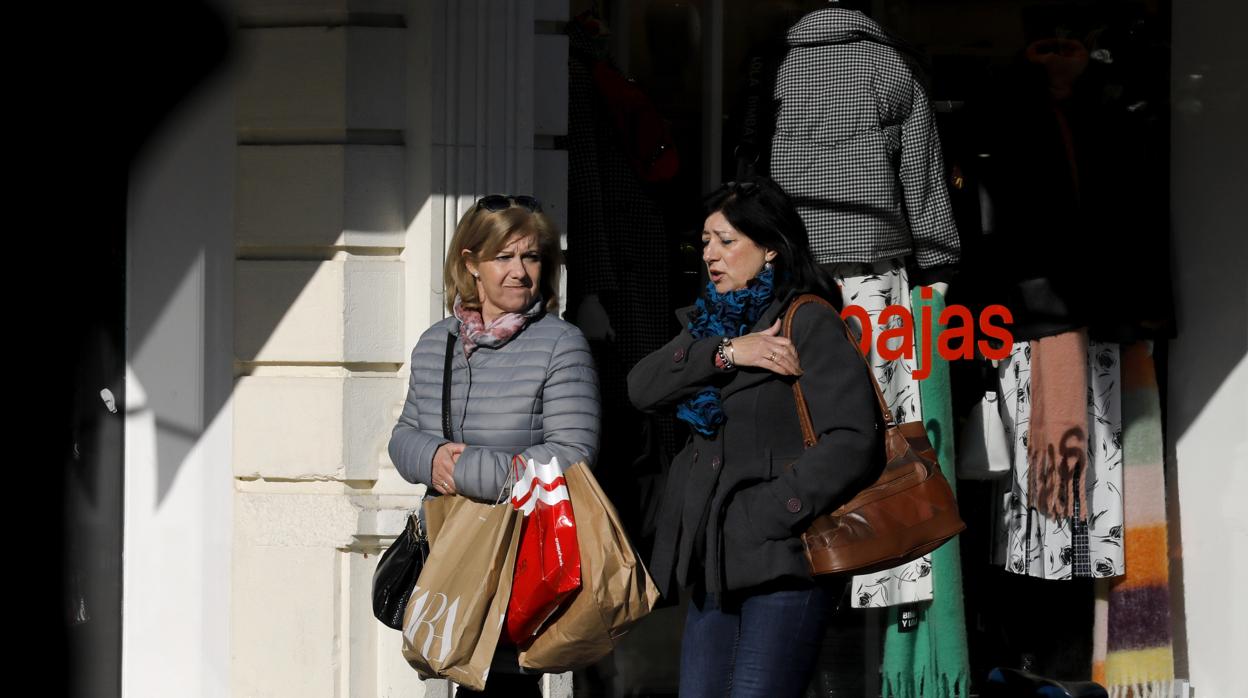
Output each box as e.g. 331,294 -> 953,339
444,203 -> 562,314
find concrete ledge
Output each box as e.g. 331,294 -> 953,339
233,374 -> 403,480
234,492 -> 363,547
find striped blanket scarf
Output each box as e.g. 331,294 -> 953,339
1092,341 -> 1176,697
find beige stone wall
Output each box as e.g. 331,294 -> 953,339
230,1 -> 570,696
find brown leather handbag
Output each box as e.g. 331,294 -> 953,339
783,294 -> 966,576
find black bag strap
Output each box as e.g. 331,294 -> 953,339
413,331 -> 458,527
441,331 -> 456,440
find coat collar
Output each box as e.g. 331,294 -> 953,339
786,7 -> 892,48
674,287 -> 802,400
784,7 -> 928,70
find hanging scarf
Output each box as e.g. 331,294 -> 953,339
676,265 -> 775,436
882,288 -> 969,698
1026,329 -> 1090,520
453,294 -> 545,358
1092,340 -> 1176,698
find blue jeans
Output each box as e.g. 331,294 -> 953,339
679,580 -> 844,698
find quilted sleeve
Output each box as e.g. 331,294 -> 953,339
387,339 -> 451,488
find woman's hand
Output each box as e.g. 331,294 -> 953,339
432,442 -> 465,494
729,320 -> 802,376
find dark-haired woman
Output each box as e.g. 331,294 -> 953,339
627,176 -> 881,697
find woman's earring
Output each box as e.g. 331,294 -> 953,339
472,271 -> 480,278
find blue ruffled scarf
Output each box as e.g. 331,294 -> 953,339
676,265 -> 776,436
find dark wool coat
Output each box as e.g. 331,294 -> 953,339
627,289 -> 882,597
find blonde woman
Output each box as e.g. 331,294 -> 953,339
388,195 -> 600,696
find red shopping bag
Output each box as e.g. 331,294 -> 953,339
504,455 -> 581,643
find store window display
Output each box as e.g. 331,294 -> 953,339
764,3 -> 962,612
565,0 -> 1183,695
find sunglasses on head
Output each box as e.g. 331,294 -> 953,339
475,194 -> 543,213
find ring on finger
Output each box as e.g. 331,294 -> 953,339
767,350 -> 777,362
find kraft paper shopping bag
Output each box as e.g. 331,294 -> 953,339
402,494 -> 523,691
518,462 -> 660,671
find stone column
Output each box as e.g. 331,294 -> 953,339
231,1 -> 569,696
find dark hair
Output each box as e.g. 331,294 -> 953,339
702,175 -> 840,307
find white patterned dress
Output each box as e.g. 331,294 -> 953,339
825,258 -> 935,608
995,338 -> 1125,579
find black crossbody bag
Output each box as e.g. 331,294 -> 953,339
371,332 -> 457,630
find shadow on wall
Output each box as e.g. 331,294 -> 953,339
1165,12 -> 1247,444
127,4 -> 234,506
1162,5 -> 1248,681
35,2 -> 232,695
131,0 -> 558,506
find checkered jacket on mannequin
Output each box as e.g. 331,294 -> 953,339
769,7 -> 960,270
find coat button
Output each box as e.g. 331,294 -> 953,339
673,347 -> 686,362
710,456 -> 721,470
786,497 -> 802,513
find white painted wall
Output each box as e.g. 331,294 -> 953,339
1169,1 -> 1248,694
123,50 -> 236,698
119,2 -> 562,696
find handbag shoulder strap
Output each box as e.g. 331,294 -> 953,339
782,293 -> 895,449
441,331 -> 456,441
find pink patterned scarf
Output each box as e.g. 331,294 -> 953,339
1027,329 -> 1090,520
452,295 -> 545,357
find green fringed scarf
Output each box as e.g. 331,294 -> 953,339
881,288 -> 970,698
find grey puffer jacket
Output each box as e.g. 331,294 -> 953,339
388,312 -> 601,500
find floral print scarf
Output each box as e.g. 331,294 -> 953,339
453,294 -> 545,358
